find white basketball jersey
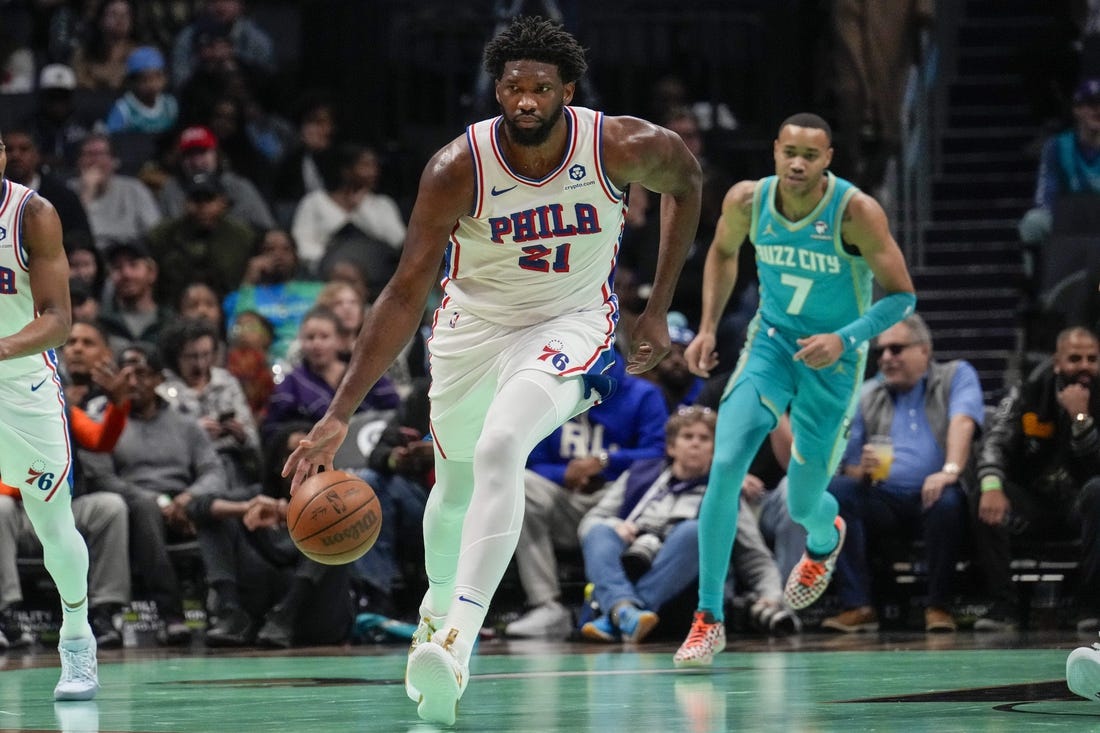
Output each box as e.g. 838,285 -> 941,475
444,106 -> 626,326
0,179 -> 53,379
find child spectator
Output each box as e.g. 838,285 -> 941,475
104,45 -> 179,134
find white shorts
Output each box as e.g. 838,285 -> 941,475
0,362 -> 73,503
427,303 -> 617,461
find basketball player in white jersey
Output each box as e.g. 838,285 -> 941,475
283,16 -> 701,725
0,130 -> 98,700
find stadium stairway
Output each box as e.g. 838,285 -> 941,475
909,0 -> 1055,401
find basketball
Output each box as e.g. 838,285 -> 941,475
287,470 -> 382,565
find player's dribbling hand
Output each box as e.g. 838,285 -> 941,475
684,332 -> 718,377
282,414 -> 349,494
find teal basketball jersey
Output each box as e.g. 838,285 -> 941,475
749,172 -> 871,339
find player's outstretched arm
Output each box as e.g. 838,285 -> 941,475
804,191 -> 917,363
685,181 -> 755,376
283,138 -> 473,490
0,196 -> 70,362
602,116 -> 702,374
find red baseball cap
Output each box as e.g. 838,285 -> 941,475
178,126 -> 218,153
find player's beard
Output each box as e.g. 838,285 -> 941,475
503,101 -> 565,147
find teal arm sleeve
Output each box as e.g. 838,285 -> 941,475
834,291 -> 917,351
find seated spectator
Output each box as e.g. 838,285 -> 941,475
170,0 -> 276,88
261,307 -> 399,441
0,4 -> 34,93
80,342 -> 228,646
159,317 -> 262,488
821,314 -> 983,634
223,228 -> 323,363
577,406 -> 715,643
194,421 -> 353,648
504,356 -> 669,639
70,278 -> 100,323
70,0 -> 140,92
1019,77 -> 1100,250
177,281 -> 227,344
975,326 -> 1100,632
271,91 -> 336,225
158,125 -> 275,230
68,133 -> 163,250
65,231 -> 107,303
352,377 -> 433,618
98,239 -> 175,353
225,310 -> 276,423
290,143 -> 406,275
103,45 -> 178,135
23,63 -> 95,178
315,279 -> 365,361
146,171 -> 255,305
1,126 -> 92,240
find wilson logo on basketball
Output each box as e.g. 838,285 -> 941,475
321,511 -> 379,546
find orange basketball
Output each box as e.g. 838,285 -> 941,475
287,470 -> 382,565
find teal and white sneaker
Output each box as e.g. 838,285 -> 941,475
54,636 -> 99,701
404,614 -> 443,702
406,628 -> 469,726
1067,638 -> 1100,701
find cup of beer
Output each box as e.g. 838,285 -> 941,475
868,435 -> 893,482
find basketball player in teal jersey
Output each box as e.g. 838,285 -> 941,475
673,113 -> 916,666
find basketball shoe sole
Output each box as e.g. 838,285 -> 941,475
1067,644 -> 1100,701
407,629 -> 469,726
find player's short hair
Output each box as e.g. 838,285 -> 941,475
483,15 -> 588,84
665,405 -> 717,445
778,113 -> 833,144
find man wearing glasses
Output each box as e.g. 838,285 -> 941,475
818,313 -> 984,634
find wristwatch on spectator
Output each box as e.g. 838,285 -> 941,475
596,451 -> 610,469
942,462 -> 960,476
1073,412 -> 1094,435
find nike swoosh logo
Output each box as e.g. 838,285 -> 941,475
490,185 -> 517,196
457,595 -> 485,608
30,378 -> 47,392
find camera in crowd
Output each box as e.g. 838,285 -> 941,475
621,531 -> 664,581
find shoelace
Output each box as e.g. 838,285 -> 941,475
795,559 -> 827,588
58,646 -> 96,684
683,613 -> 716,646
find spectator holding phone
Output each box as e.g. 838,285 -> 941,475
159,317 -> 262,487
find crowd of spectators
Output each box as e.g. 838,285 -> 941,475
2,1 -> 1100,652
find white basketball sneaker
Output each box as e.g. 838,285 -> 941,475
54,636 -> 99,701
1067,637 -> 1100,701
406,628 -> 469,726
404,613 -> 442,702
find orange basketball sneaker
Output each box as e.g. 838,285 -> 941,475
784,516 -> 847,610
673,611 -> 727,668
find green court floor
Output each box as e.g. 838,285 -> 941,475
1,638 -> 1098,732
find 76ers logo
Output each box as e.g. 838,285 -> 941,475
537,338 -> 570,371
25,459 -> 56,492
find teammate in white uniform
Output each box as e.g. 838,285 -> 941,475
283,16 -> 701,725
0,131 -> 98,700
